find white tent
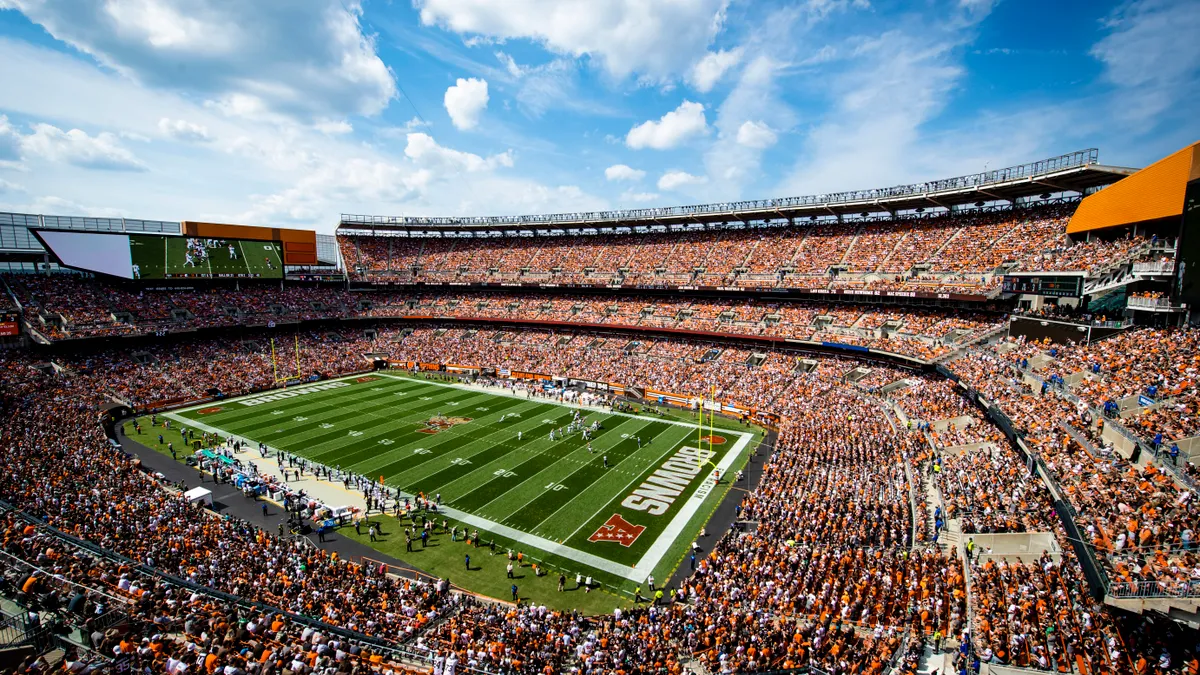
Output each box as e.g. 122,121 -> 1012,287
183,487 -> 213,507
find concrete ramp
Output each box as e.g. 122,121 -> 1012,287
966,531 -> 1061,564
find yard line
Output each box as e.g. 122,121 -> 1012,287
558,426 -> 695,545
205,379 -> 418,429
392,404 -> 572,493
246,386 -> 485,453
340,395 -> 538,475
361,402 -> 566,488
466,416 -> 653,517
530,424 -> 691,536
237,240 -> 250,276
171,371 -> 378,413
375,372 -> 708,431
427,411 -> 630,507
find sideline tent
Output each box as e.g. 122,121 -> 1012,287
198,449 -> 236,466
183,487 -> 213,507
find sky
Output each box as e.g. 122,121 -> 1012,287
0,0 -> 1196,234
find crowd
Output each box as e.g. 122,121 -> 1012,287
0,351 -> 456,673
1012,328 -> 1200,443
3,274 -> 359,339
4,274 -> 1009,363
0,301 -> 1194,672
337,204 -> 1146,292
948,343 -> 1200,602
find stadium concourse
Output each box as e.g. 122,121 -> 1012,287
0,197 -> 1198,675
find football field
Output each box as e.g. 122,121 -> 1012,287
164,372 -> 757,591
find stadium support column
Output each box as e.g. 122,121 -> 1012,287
1175,179 -> 1200,325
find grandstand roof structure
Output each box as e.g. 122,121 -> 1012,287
339,148 -> 1136,236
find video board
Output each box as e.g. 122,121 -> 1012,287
33,230 -> 283,280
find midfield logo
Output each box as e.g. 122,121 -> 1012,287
418,416 -> 474,435
588,514 -> 646,548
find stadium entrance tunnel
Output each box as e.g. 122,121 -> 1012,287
100,402 -> 133,441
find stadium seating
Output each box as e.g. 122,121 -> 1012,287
336,204 -> 1148,294
0,314 -> 1190,673
2,276 -> 1008,362
0,196 -> 1191,674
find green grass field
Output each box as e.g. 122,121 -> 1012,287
129,235 -> 283,279
133,372 -> 759,606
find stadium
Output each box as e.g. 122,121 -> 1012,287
1,1 -> 1199,672
1,139 -> 1199,675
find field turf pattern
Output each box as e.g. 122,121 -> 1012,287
129,235 -> 283,279
148,373 -> 759,600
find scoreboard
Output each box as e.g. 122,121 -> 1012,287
1002,274 -> 1084,297
0,311 -> 19,337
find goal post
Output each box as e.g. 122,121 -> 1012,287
270,333 -> 303,385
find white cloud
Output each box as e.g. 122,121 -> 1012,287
38,196 -> 129,217
495,51 -> 526,78
0,0 -> 397,121
798,44 -> 838,67
314,120 -> 354,135
443,77 -> 490,130
626,100 -> 708,150
20,123 -> 147,171
404,132 -> 513,172
620,190 -> 659,203
689,48 -> 742,92
157,117 -> 213,142
736,120 -> 777,149
1090,0 -> 1200,123
0,195 -> 129,218
801,0 -> 872,25
604,164 -> 646,181
377,117 -> 430,139
657,170 -> 706,190
0,178 -> 25,194
777,8 -> 1008,196
957,0 -> 996,14
0,115 -> 21,161
416,0 -> 730,83
701,53 -> 793,197
0,37 -> 614,231
237,158 -> 430,225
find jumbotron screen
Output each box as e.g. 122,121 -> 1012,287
33,230 -> 283,280
129,235 -> 283,279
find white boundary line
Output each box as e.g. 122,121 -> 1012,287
375,372 -> 709,431
170,371 -> 374,414
162,371 -> 754,583
632,432 -> 750,578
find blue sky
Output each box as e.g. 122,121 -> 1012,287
0,0 -> 1196,233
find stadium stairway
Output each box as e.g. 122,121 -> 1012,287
928,322 -> 1009,365
921,463 -> 961,554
